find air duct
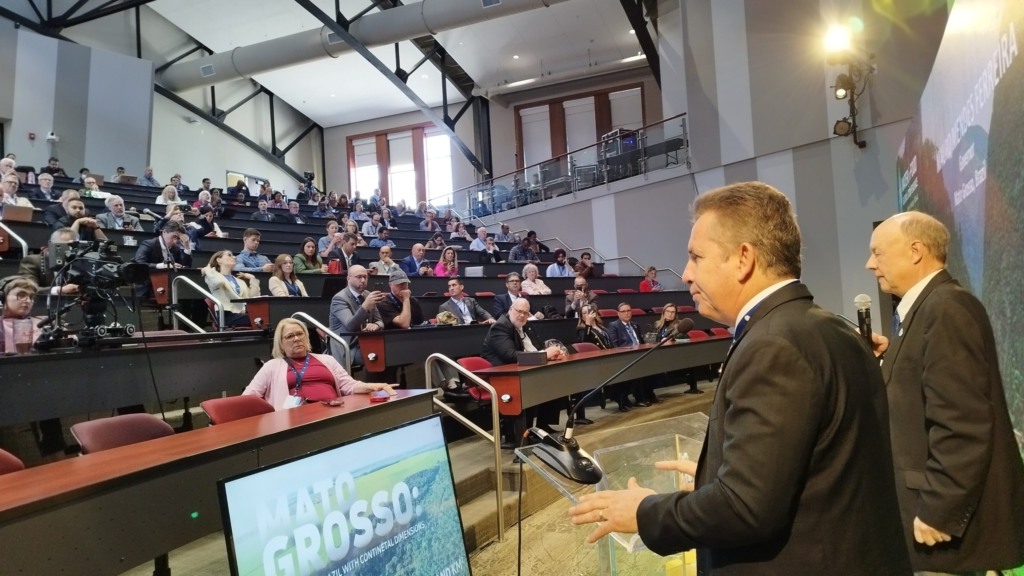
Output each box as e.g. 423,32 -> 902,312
160,0 -> 567,92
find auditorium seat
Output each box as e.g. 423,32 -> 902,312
70,414 -> 175,454
0,448 -> 25,475
200,396 -> 274,425
686,330 -> 710,341
456,356 -> 494,403
571,342 -> 600,353
598,309 -> 618,318
591,289 -> 608,294
630,308 -> 646,316
678,305 -> 697,312
710,327 -> 731,338
474,291 -> 495,298
652,306 -> 664,314
617,288 -> 637,294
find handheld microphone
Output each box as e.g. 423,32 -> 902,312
529,317 -> 695,484
142,208 -> 159,219
854,294 -> 872,345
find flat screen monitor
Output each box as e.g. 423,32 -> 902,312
218,414 -> 472,576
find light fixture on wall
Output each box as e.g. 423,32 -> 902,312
825,23 -> 874,149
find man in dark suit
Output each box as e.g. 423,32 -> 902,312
482,298 -> 566,443
605,302 -> 649,409
398,243 -> 432,277
438,277 -> 495,325
867,211 -> 1024,573
571,182 -> 911,575
563,277 -> 598,318
43,189 -> 79,227
131,220 -> 192,299
492,272 -> 543,320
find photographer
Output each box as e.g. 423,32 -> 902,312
132,220 -> 193,299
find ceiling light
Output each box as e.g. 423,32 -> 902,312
833,73 -> 854,99
622,54 -> 646,63
513,54 -> 519,60
833,118 -> 852,137
629,29 -> 635,34
506,78 -> 536,88
421,74 -> 429,79
330,94 -> 336,98
824,25 -> 852,52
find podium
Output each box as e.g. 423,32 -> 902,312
515,414 -> 707,575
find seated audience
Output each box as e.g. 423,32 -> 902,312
508,237 -> 537,263
449,222 -> 471,241
312,201 -> 335,219
132,220 -> 193,298
318,220 -> 346,260
267,191 -> 287,210
169,174 -> 189,197
414,201 -> 428,218
283,201 -> 308,225
521,263 -> 552,295
203,250 -> 259,327
138,166 -> 161,188
250,199 -> 276,222
294,237 -> 327,274
257,182 -> 272,203
369,245 -> 401,276
545,249 -> 575,277
469,226 -> 488,251
96,195 -> 143,231
395,199 -> 410,216
269,254 -> 308,297
492,272 -> 544,320
434,246 -> 459,278
564,277 -> 598,318
0,173 -> 33,208
640,266 -> 664,292
425,232 -> 447,250
438,277 -> 495,325
43,189 -> 79,227
20,228 -> 80,296
526,230 -> 550,252
494,223 -> 516,243
152,203 -> 185,233
186,205 -> 222,249
419,210 -> 442,232
369,227 -> 395,248
155,185 -> 188,207
192,190 -> 212,210
361,214 -> 381,237
233,228 -> 274,273
478,237 -> 504,263
56,198 -> 107,241
71,167 -> 90,185
376,270 -> 426,329
343,219 -> 368,247
38,157 -> 68,178
243,318 -> 395,409
574,251 -> 599,278
399,243 -> 432,277
36,173 -> 59,201
380,207 -> 398,229
328,265 -> 386,367
348,201 -> 370,222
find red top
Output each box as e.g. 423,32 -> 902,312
639,279 -> 660,292
286,356 -> 339,401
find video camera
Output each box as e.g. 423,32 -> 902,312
47,240 -> 149,288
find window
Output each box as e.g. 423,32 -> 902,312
425,131 -> 453,207
388,132 -> 416,208
349,137 -> 378,198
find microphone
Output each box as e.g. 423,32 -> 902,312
854,294 -> 872,345
528,317 -> 695,484
142,208 -> 159,218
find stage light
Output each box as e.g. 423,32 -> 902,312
834,73 -> 854,99
824,25 -> 852,53
833,118 -> 853,137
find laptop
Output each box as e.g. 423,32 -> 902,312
1,205 -> 34,222
118,175 -> 139,185
86,173 -> 105,186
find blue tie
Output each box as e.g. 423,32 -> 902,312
892,311 -> 901,338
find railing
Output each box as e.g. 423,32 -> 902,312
436,113 -> 689,218
538,238 -> 685,283
289,312 -> 354,373
424,353 -> 505,544
0,222 -> 29,259
171,276 -> 222,332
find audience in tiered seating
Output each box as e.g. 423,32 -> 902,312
639,266 -> 664,292
35,173 -> 59,201
545,249 -> 574,278
328,265 -> 385,367
38,157 -> 69,178
493,223 -> 516,243
521,264 -> 551,295
155,185 -> 188,208
368,246 -> 400,276
233,228 -> 273,273
249,199 -> 276,222
574,251 -> 598,278
203,250 -> 259,327
469,226 -> 488,251
169,174 -> 189,197
508,237 -> 537,263
267,191 -> 287,210
435,247 -> 459,278
268,254 -> 308,297
493,272 -> 543,320
138,166 -> 160,188
96,195 -> 143,231
368,227 -> 394,248
449,222 -> 471,241
343,220 -> 368,247
294,237 -> 327,274
425,232 -> 447,250
399,244 -> 432,277
478,237 -> 504,263
564,277 -> 598,318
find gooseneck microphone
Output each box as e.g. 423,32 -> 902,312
854,294 -> 872,346
529,317 -> 695,484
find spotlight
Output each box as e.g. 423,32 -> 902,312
833,73 -> 854,100
833,118 -> 853,137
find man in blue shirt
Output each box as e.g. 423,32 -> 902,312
369,227 -> 395,248
545,249 -> 575,277
233,228 -> 273,273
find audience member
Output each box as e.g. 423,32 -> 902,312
449,222 -> 471,241
132,220 -> 192,298
521,263 -> 552,295
399,243 -> 432,276
380,207 -> 398,229
43,189 -> 79,227
425,232 -> 447,250
415,201 -> 428,218
19,228 -> 80,296
55,198 -> 106,241
169,174 -> 189,197
606,303 -> 646,410
152,203 -> 185,233
283,201 -> 307,225
492,272 -> 543,320
376,270 -> 426,329
203,250 -> 259,327
138,166 -> 160,187
269,254 -> 308,297
469,226 -> 488,251
294,237 -> 327,274
343,220 -> 368,247
438,277 -> 495,326
639,266 -> 663,292
419,210 -> 442,232
318,220 -> 346,261
35,173 -> 59,201
79,175 -> 102,198
37,157 -> 68,178
866,211 -> 1024,572
395,199 -> 410,216
71,167 -> 90,185
96,195 -> 143,231
328,265 -> 386,367
574,251 -> 599,278
0,173 -> 32,208
494,223 -> 516,243
233,228 -> 274,273
564,277 -> 598,318
434,247 -> 459,278
155,185 -> 187,207
312,201 -> 334,219
478,237 -> 504,263
243,319 -> 394,409
361,213 -> 382,237
545,249 -> 574,277
368,245 -> 400,276
368,227 -> 395,248
249,199 -> 276,222
186,205 -> 221,249
508,237 -> 537,263
268,191 -> 287,210
348,200 -> 370,222
526,230 -> 550,252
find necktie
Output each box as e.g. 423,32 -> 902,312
892,311 -> 901,337
627,324 -> 639,345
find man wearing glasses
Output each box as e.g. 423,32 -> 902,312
492,272 -> 544,320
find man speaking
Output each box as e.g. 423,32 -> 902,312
570,182 -> 910,574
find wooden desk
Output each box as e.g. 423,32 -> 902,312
475,337 -> 731,417
0,390 -> 434,574
0,332 -> 271,425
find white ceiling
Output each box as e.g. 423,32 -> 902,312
149,0 -> 642,128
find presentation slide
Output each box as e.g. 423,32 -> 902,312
897,0 -> 1023,431
220,416 -> 471,576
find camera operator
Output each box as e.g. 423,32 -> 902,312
55,197 -> 108,242
132,220 -> 192,299
18,228 -> 80,296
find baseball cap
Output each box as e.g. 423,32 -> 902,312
389,270 -> 410,284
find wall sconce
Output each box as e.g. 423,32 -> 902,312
825,23 -> 873,149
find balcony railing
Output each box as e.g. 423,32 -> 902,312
433,113 -> 689,219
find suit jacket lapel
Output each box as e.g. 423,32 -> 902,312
881,269 -> 952,384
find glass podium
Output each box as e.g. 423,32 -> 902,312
515,414 -> 707,575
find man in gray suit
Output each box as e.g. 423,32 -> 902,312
328,265 -> 385,369
571,182 -> 911,575
438,277 -> 495,325
95,195 -> 143,231
867,211 -> 1024,574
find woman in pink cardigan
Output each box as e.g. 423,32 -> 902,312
434,246 -> 459,277
242,318 -> 395,409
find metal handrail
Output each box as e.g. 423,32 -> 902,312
424,353 -> 505,544
540,238 -> 684,281
0,222 -> 29,259
290,312 -> 353,372
171,275 -> 224,331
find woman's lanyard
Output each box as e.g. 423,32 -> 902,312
224,273 -> 241,294
289,355 -> 312,396
284,279 -> 300,296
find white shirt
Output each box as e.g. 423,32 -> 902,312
733,279 -> 799,332
894,269 -> 943,336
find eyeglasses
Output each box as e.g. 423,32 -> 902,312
618,309 -> 631,313
282,332 -> 305,341
10,291 -> 34,301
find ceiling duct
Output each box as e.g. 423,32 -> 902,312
160,0 -> 567,92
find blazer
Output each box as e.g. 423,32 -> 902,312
492,292 -> 537,320
399,255 -> 429,276
131,237 -> 193,298
202,268 -> 259,314
881,270 -> 1024,572
563,291 -> 598,318
268,276 -> 308,297
95,211 -> 143,231
42,203 -> 68,227
481,315 -> 542,366
18,253 -> 55,288
242,354 -> 358,410
328,288 -> 384,351
636,283 -> 911,575
438,296 -> 492,325
606,319 -> 641,348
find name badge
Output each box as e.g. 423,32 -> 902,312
283,395 -> 304,409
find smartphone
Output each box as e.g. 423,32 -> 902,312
369,390 -> 391,403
